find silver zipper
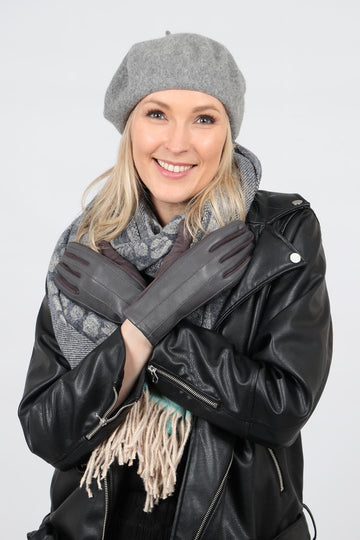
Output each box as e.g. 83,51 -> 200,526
85,387 -> 134,440
148,365 -> 159,383
101,474 -> 109,540
267,448 -> 284,492
194,451 -> 234,540
147,365 -> 218,409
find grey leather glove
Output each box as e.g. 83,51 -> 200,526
54,224 -> 190,324
54,241 -> 147,324
124,220 -> 254,346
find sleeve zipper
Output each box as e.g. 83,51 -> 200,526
147,365 -> 219,409
85,387 -> 135,440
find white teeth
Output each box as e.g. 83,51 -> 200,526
157,159 -> 192,173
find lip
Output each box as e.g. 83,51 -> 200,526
156,158 -> 195,167
153,158 -> 196,179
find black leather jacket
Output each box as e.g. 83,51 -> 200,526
19,191 -> 332,539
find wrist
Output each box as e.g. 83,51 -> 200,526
121,319 -> 153,354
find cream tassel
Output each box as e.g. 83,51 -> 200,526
80,385 -> 192,512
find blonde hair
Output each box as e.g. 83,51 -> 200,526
77,107 -> 246,250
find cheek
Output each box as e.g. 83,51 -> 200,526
131,124 -> 162,160
198,135 -> 226,169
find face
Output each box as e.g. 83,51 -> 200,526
130,89 -> 229,225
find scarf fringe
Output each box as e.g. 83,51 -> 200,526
80,385 -> 192,512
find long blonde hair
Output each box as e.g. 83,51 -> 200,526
77,107 -> 246,250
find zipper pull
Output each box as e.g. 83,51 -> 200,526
148,365 -> 159,383
95,413 -> 108,427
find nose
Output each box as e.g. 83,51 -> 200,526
164,122 -> 191,154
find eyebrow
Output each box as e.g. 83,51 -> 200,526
142,99 -> 221,114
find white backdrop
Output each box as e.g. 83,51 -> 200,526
1,1 -> 359,538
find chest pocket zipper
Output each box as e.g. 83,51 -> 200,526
267,448 -> 284,492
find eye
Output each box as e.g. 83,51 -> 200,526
146,109 -> 166,120
195,115 -> 216,125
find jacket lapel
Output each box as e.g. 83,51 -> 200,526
219,226 -> 307,315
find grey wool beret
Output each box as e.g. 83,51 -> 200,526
104,33 -> 246,140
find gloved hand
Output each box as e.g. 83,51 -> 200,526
55,220 -> 254,341
124,220 -> 254,346
54,223 -> 191,324
54,240 -> 147,324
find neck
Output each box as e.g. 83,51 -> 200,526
150,198 -> 186,226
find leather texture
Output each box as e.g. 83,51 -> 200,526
125,220 -> 254,345
55,241 -> 146,324
19,190 -> 332,539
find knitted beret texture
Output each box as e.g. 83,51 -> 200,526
104,33 -> 246,140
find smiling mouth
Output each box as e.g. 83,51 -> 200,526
156,159 -> 195,173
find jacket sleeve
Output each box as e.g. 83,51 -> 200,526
147,208 -> 332,448
18,296 -> 145,470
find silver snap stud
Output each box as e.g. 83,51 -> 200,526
292,199 -> 303,206
290,252 -> 301,263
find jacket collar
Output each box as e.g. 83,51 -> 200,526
247,190 -> 310,225
216,193 -> 309,324
233,227 -> 306,304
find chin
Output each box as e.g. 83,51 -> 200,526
150,188 -> 192,206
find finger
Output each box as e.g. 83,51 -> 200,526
56,261 -> 81,283
54,269 -> 79,295
99,240 -> 126,266
218,232 -> 254,263
64,243 -> 91,266
99,243 -> 147,288
223,255 -> 252,279
209,223 -> 248,253
222,242 -> 254,277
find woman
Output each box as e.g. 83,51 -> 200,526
19,33 -> 332,539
